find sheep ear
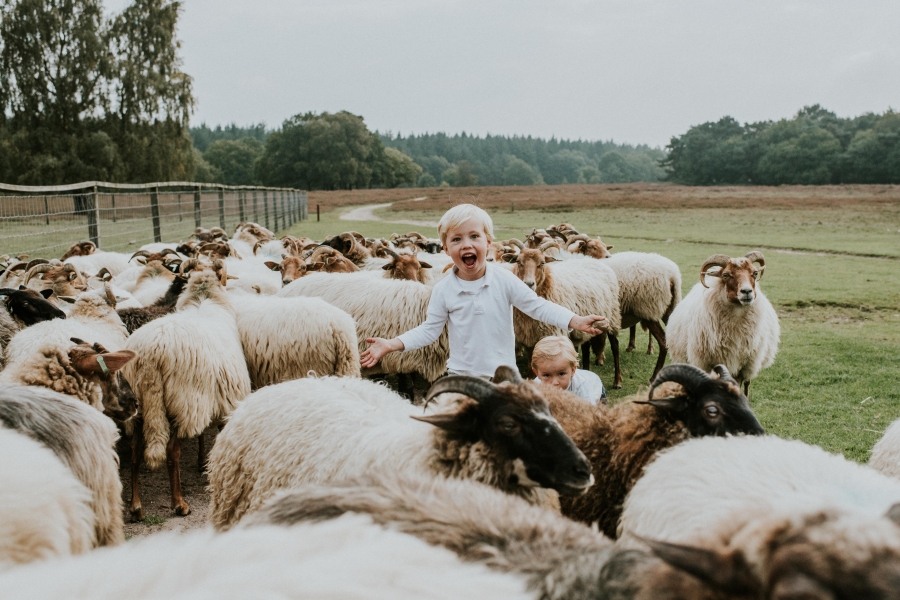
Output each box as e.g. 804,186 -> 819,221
886,503 -> 900,526
58,296 -> 77,304
418,261 -> 432,269
640,537 -> 759,593
40,289 -> 54,299
382,263 -> 393,270
632,396 -> 685,414
492,365 -> 523,384
264,261 -> 280,271
71,350 -> 136,376
410,399 -> 478,435
501,253 -> 518,263
606,245 -> 613,251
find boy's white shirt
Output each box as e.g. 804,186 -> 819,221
533,369 -> 606,406
398,263 -> 576,378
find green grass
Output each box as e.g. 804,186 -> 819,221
140,514 -> 166,526
285,200 -> 900,463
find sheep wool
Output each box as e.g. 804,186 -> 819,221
0,515 -> 531,600
870,417 -> 900,480
0,427 -> 95,569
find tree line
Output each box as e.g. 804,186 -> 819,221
664,105 -> 900,185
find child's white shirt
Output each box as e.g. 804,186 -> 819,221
398,263 -> 575,378
533,369 -> 606,405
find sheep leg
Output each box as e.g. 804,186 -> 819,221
130,419 -> 144,521
198,431 -> 207,470
743,380 -> 751,399
396,373 -> 414,402
608,332 -> 622,389
590,334 -> 606,366
580,341 -> 591,370
626,325 -> 637,352
647,334 -> 655,355
644,320 -> 667,383
166,436 -> 190,516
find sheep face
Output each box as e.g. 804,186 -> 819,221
0,287 -> 66,325
68,339 -> 138,423
644,507 -> 900,600
700,252 -> 766,306
566,235 -> 612,259
642,364 -> 765,437
421,366 -> 593,496
382,252 -> 432,284
265,257 -> 307,286
25,264 -> 88,298
503,249 -> 556,292
60,240 -> 97,260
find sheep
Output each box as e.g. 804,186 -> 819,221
306,244 -> 359,273
206,366 -> 592,530
4,284 -> 129,369
229,293 -> 361,389
0,515 -> 531,600
503,248 -> 623,387
587,251 -> 682,382
380,248 -> 433,284
0,287 -> 66,365
190,226 -> 228,243
666,251 -> 779,395
122,268 -> 251,518
233,221 -> 275,246
61,242 -> 131,277
279,271 -> 449,385
618,435 -> 900,599
247,473 -> 742,600
128,256 -> 180,306
264,256 -> 308,286
0,259 -> 30,289
0,384 -> 125,548
322,231 -> 372,265
116,271 -> 188,333
0,427 -> 95,568
545,363 -> 765,538
564,233 -> 613,259
870,417 -> 900,479
22,260 -> 88,303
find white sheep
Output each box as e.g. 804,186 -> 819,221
122,268 -> 251,518
207,367 -> 592,530
279,271 -> 449,384
0,384 -> 125,549
64,250 -> 131,278
617,435 -> 900,598
0,515 -> 530,600
870,417 -> 900,480
0,427 -> 94,569
229,293 -> 361,388
666,251 -> 779,395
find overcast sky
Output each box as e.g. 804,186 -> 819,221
106,0 -> 900,147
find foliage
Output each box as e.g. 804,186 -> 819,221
202,137 -> 264,185
0,0 -> 194,185
502,155 -> 543,185
664,105 -> 900,185
190,123 -> 268,153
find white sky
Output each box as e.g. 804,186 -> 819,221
105,0 -> 900,147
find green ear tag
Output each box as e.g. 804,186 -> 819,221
96,355 -> 109,375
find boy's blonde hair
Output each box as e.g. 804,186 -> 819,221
438,204 -> 493,245
531,336 -> 578,370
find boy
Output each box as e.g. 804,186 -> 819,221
531,335 -> 606,405
360,204 -> 608,378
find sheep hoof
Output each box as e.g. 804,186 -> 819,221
625,345 -> 635,352
130,506 -> 144,521
173,502 -> 191,517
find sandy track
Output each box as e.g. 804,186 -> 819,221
340,198 -> 438,228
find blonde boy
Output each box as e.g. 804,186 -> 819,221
531,336 -> 606,405
361,204 -> 609,378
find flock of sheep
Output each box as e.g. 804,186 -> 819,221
0,219 -> 898,599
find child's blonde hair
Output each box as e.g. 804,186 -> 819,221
531,336 -> 578,370
437,204 -> 493,246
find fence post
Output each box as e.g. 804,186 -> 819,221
263,190 -> 270,229
317,204 -> 320,222
302,192 -> 307,220
238,190 -> 245,222
150,186 -> 162,243
293,191 -> 299,224
194,185 -> 202,227
272,190 -> 279,231
87,185 -> 100,247
177,193 -> 182,222
111,194 -> 116,223
281,190 -> 287,230
43,195 -> 49,226
253,191 -> 258,223
218,187 -> 226,230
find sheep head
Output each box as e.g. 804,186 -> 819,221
191,226 -> 229,243
700,252 -> 766,306
566,234 -> 612,259
60,240 -> 97,260
0,287 -> 65,325
418,365 -> 593,496
306,246 -> 359,274
265,256 -> 307,286
67,338 -> 138,423
525,228 -> 550,249
381,249 -> 432,284
131,248 -> 182,265
635,363 -> 765,437
502,248 -> 556,293
24,262 -> 88,298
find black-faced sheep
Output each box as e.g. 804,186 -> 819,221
206,367 -> 592,530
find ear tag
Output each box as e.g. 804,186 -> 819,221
95,355 -> 109,374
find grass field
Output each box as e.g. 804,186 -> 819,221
289,183 -> 900,462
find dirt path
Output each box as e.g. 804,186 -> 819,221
340,198 -> 439,228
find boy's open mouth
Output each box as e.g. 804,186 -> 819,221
461,252 -> 477,267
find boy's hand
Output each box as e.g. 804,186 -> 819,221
569,315 -> 609,336
360,337 -> 404,368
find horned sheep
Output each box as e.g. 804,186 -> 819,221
0,384 -> 125,549
666,251 -> 779,395
0,515 -> 530,600
122,268 -> 251,518
545,363 -> 765,538
206,367 -> 592,530
0,287 -> 65,365
618,435 -> 900,599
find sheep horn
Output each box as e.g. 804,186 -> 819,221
647,363 -> 711,401
546,229 -> 569,242
710,365 -> 741,388
179,258 -> 202,274
97,267 -> 112,282
103,283 -> 116,307
492,365 -> 523,385
699,254 -> 731,288
158,248 -> 180,258
636,535 -> 761,594
744,251 -> 766,280
538,240 -> 561,252
23,263 -> 55,285
424,376 -> 497,408
130,250 -> 151,261
566,233 -> 591,244
507,238 -> 524,250
24,258 -> 49,271
382,248 -> 400,262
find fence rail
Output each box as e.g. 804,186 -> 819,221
0,181 -> 307,258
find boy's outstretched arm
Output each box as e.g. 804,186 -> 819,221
360,337 -> 405,368
569,314 -> 609,336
